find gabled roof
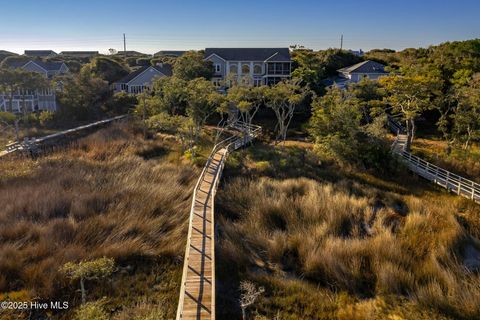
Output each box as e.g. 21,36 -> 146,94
7,60 -> 66,72
154,50 -> 186,57
24,50 -> 57,57
116,64 -> 172,84
204,48 -> 291,62
337,60 -> 388,74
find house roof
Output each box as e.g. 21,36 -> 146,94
116,64 -> 172,84
24,50 -> 57,56
205,48 -> 291,62
60,51 -> 99,56
337,60 -> 388,74
7,60 -> 65,72
154,50 -> 186,57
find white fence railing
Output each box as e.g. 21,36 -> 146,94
176,121 -> 261,320
392,136 -> 480,204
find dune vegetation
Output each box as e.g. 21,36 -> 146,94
0,122 -> 198,319
215,142 -> 480,320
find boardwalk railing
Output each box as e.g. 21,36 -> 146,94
392,135 -> 480,203
0,115 -> 127,158
176,121 -> 261,320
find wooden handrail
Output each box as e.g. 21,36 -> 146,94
0,115 -> 128,158
176,122 -> 261,319
392,134 -> 480,203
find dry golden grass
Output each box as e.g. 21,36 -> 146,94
412,138 -> 480,183
0,122 -> 198,319
216,142 -> 480,320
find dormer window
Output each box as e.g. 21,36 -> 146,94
214,64 -> 221,73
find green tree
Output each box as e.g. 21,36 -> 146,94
0,68 -> 22,113
309,87 -> 391,169
60,257 -> 115,305
173,51 -> 213,81
82,56 -> 130,83
103,91 -> 138,115
379,75 -> 437,150
451,73 -> 480,150
57,69 -> 110,120
265,80 -> 305,143
151,76 -> 188,115
17,70 -> 48,116
224,84 -> 266,129
309,88 -> 362,160
147,113 -> 195,153
185,78 -> 221,158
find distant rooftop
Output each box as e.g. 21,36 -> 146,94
7,60 -> 66,72
24,50 -> 57,57
60,51 -> 99,56
337,60 -> 388,74
116,64 -> 172,84
205,48 -> 291,62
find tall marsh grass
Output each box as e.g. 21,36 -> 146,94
0,123 -> 197,318
216,144 -> 480,319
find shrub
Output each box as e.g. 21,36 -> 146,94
38,110 -> 55,126
0,111 -> 16,124
74,299 -> 109,320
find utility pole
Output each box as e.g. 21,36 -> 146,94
123,33 -> 127,59
340,34 -> 343,50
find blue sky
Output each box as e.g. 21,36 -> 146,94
1,0 -> 479,54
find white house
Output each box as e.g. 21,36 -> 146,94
0,60 -> 69,113
113,64 -> 172,94
337,60 -> 388,83
204,48 -> 292,88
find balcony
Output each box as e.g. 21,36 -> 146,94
266,62 -> 291,76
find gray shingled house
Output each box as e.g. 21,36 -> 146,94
113,64 -> 173,94
337,60 -> 389,82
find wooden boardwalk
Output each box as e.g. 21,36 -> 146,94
176,123 -> 260,320
392,133 -> 480,203
0,115 -> 127,159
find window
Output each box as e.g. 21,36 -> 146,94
229,64 -> 238,74
254,64 -> 262,74
213,79 -> 221,87
242,64 -> 250,74
214,64 -> 221,73
253,78 -> 263,86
